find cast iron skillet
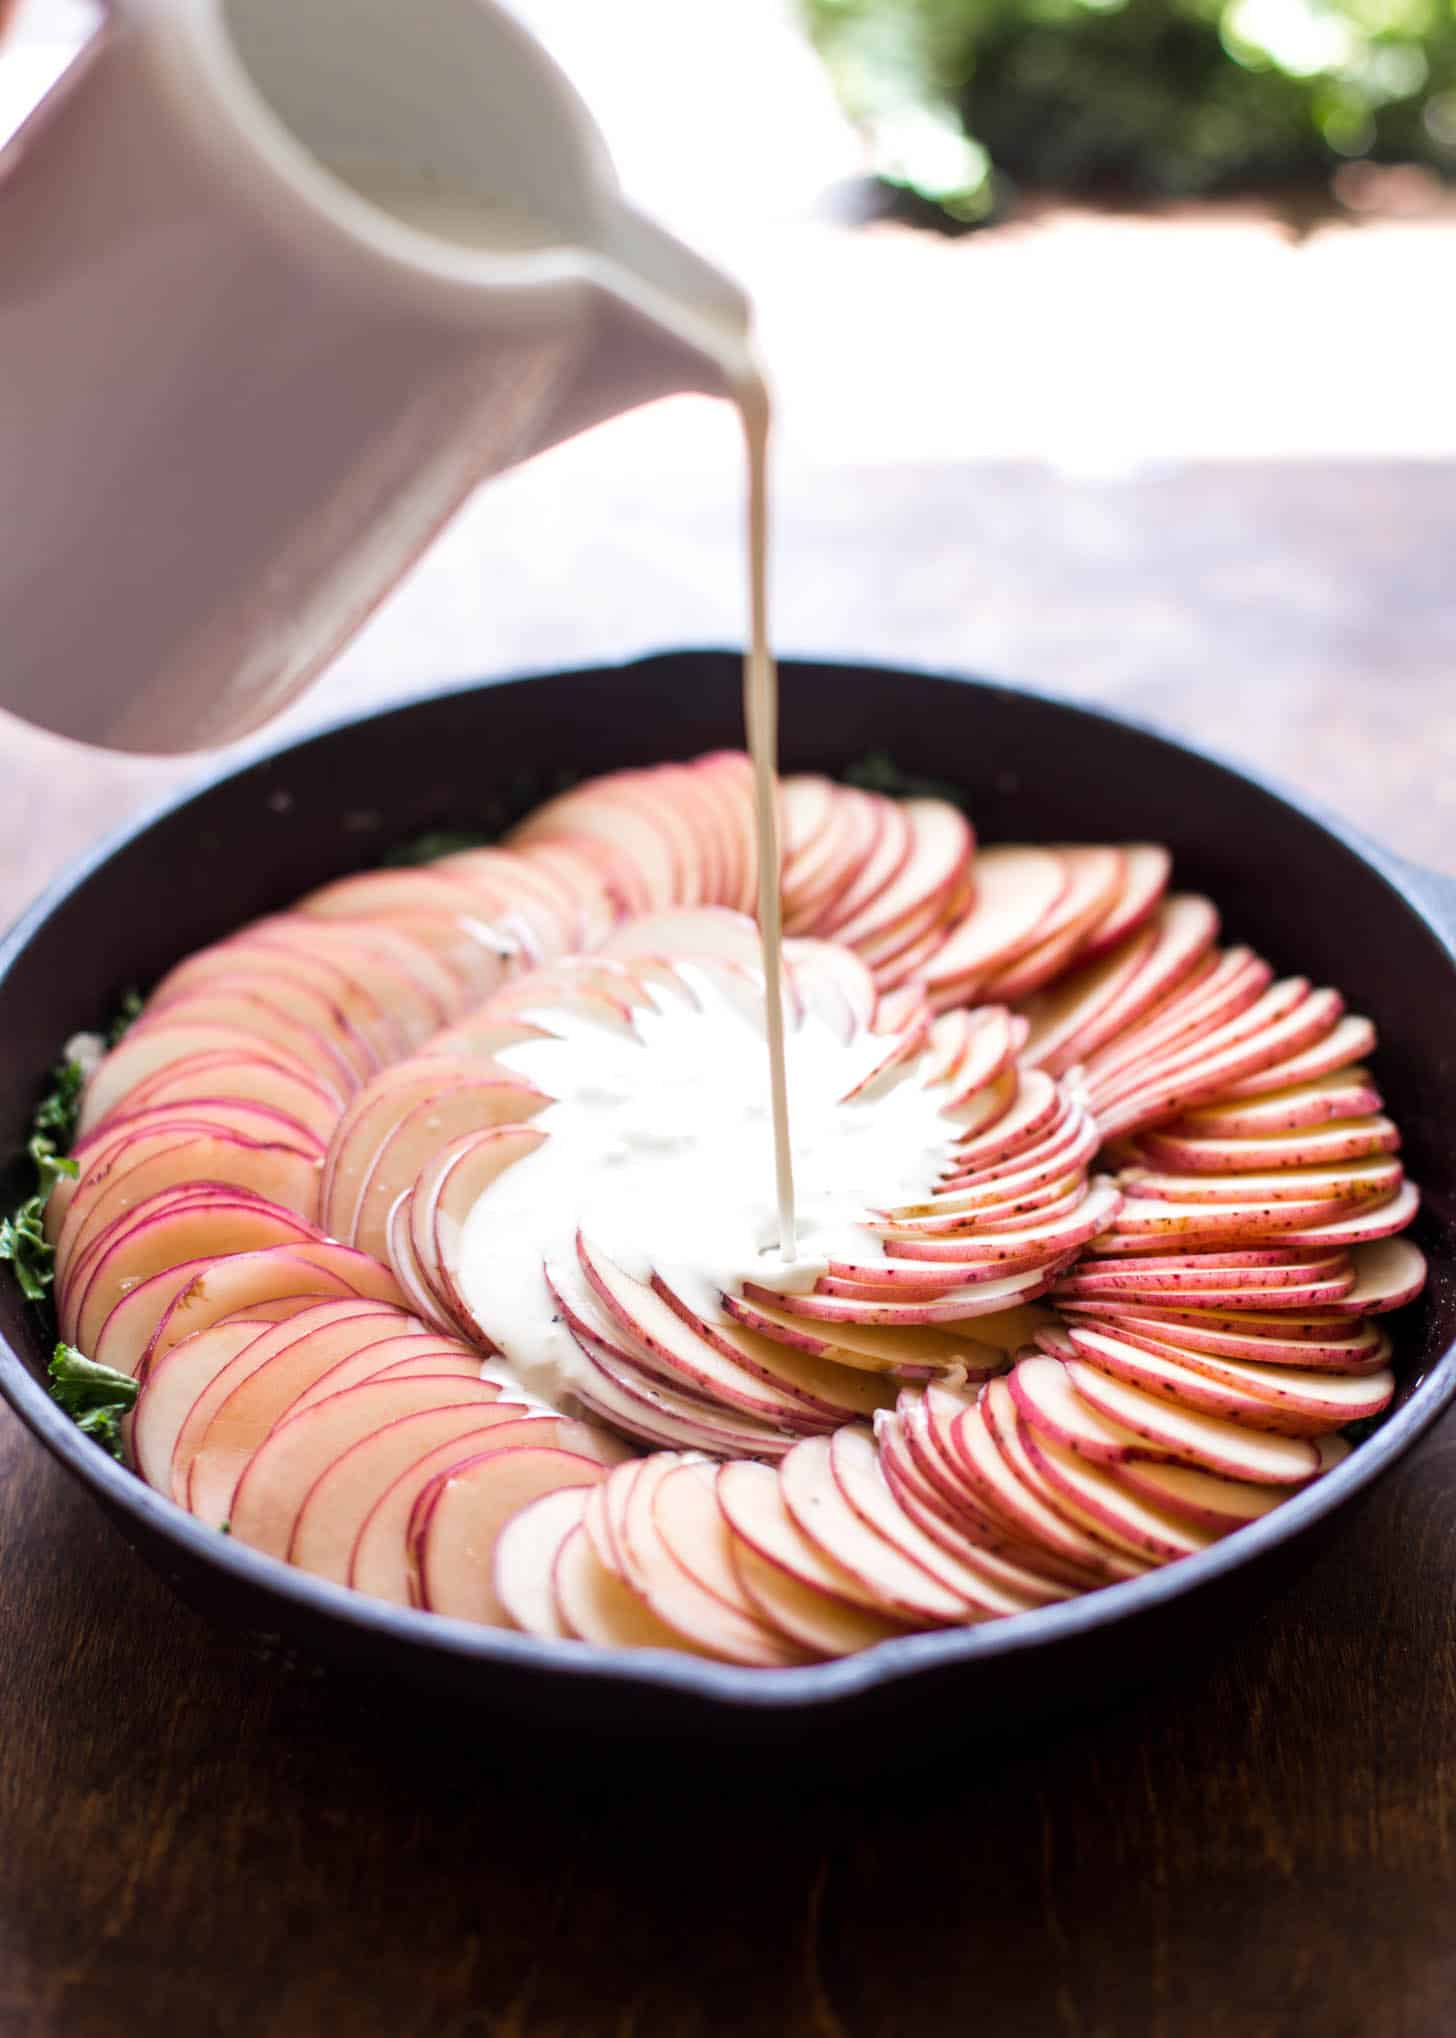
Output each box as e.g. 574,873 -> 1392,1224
2,652 -> 1454,1747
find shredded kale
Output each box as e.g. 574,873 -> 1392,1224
0,1058 -> 85,1304
32,1055 -> 86,1146
382,767 -> 580,868
843,751 -> 974,815
1,989 -> 144,1312
108,987 -> 144,1047
383,828 -> 492,867
47,1344 -> 138,1460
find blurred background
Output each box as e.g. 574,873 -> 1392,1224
2,0 -> 1454,895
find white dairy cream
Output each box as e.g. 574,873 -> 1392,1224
454,964 -> 953,1408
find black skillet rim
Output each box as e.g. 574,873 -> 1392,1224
1,653 -> 1452,1714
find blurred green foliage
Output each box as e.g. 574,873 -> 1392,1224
803,0 -> 1456,217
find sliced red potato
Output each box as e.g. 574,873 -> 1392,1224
1122,1156 -> 1403,1208
1329,1237 -> 1427,1315
407,1123 -> 550,1341
424,1012 -> 553,1062
60,1190 -> 322,1349
186,1317 -> 483,1527
1082,945 -> 1271,1096
1105,1189 -> 1387,1247
1055,1253 -> 1355,1307
149,943 -> 412,1069
50,1098 -> 321,1243
1010,1354 -> 1157,1464
287,1403 -> 540,1583
1134,1113 -> 1399,1174
1075,844 -> 1172,963
171,1302 -> 416,1506
830,801 -> 974,954
736,1264 -> 1053,1329
872,1181 -> 1123,1271
810,796 -> 914,938
649,1271 -> 894,1422
94,1246 -> 353,1382
1019,1427 -> 1218,1563
918,1120 -> 1103,1218
829,1424 -> 1045,1617
228,1374 -> 507,1561
947,1389 -> 1141,1580
594,906 -> 761,971
54,1128 -> 323,1291
521,827 -> 653,921
717,1457 -> 900,1618
1214,1015 -> 1377,1100
1174,1069 -> 1382,1137
778,1433 -> 967,1624
981,847 -> 1128,1002
1017,925 -> 1159,1077
386,1188 -> 458,1336
369,1350 -> 487,1383
1062,1359 -> 1321,1482
553,1525 -> 715,1652
1060,1298 -> 1386,1363
651,1458 -> 812,1641
128,983 -> 371,1094
348,1074 -> 552,1263
512,780 -> 681,910
611,1455 -> 811,1664
93,1049 -> 344,1146
131,1316 -> 281,1491
786,789 -> 884,933
716,1293 -> 1006,1378
871,910 -> 968,994
1031,894 -> 1221,1073
78,1022 -> 347,1137
900,1385 -> 1036,1547
779,774 -> 837,864
139,1241 -> 405,1378
1063,1325 -> 1394,1429
941,1068 -> 1064,1169
931,1007 -> 1021,1114
236,916 -> 468,1041
414,1445 -> 608,1625
550,1264 -> 798,1457
1093,983 -> 1347,1137
728,1530 -> 908,1658
578,1237 -> 835,1429
1113,1456 -> 1292,1532
1274,1179 -> 1420,1248
924,846 -> 1068,993
348,1412 -> 616,1604
494,1485 -> 593,1638
320,1055 -> 503,1241
876,1409 -> 1074,1602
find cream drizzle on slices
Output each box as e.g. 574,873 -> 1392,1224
38,751 -> 1426,1666
450,956 -> 957,1409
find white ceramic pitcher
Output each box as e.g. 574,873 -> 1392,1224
0,0 -> 751,752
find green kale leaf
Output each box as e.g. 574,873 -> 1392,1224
47,1344 -> 138,1460
843,751 -> 973,814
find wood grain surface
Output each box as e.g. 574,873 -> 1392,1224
3,454 -> 1455,2037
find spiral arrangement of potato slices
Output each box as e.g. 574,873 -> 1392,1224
44,753 -> 1423,1663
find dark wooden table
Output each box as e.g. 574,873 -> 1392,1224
4,455 -> 1456,2037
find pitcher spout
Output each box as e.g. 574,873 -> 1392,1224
535,204 -> 756,453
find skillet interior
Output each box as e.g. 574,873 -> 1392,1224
2,652 -> 1454,1744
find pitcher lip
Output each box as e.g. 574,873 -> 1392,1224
129,0 -> 604,320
